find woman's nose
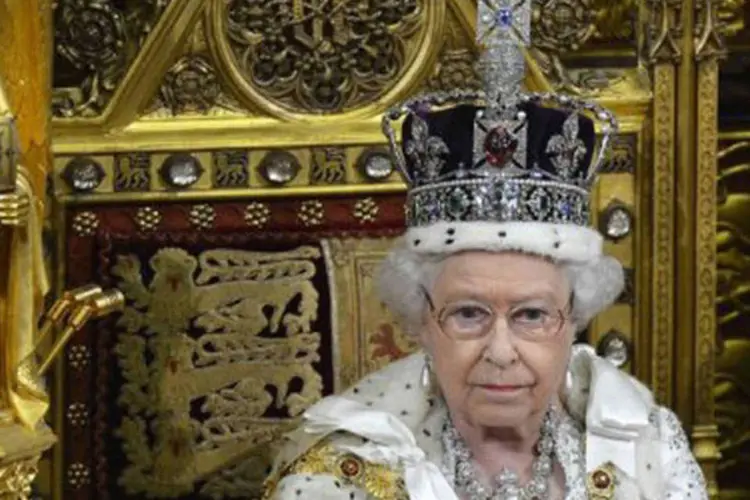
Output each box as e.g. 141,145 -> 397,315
483,317 -> 520,367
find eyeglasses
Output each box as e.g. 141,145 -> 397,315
420,286 -> 570,342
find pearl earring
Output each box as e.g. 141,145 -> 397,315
560,365 -> 586,422
420,354 -> 432,390
565,367 -> 574,395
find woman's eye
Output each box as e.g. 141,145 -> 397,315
512,307 -> 549,323
446,306 -> 491,325
459,306 -> 479,316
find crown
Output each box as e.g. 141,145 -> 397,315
382,0 -> 618,236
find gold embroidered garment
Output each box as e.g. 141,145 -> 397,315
263,439 -> 409,500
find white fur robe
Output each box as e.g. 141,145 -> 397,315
264,346 -> 707,500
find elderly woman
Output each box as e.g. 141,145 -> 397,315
262,4 -> 706,499
263,242 -> 706,498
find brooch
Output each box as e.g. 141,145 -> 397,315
586,462 -> 617,499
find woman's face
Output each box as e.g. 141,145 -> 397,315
420,251 -> 575,430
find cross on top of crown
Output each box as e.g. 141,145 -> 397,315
477,0 -> 529,47
475,0 -> 531,97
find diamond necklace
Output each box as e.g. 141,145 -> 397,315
441,408 -> 557,500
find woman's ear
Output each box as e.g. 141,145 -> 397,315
416,320 -> 432,352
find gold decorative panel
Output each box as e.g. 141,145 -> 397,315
327,237 -> 417,389
214,0 -> 438,114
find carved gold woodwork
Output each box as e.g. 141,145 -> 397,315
714,31 -> 749,500
529,0 -> 637,91
716,137 -> 750,498
0,3 -> 128,499
717,0 -> 746,38
713,8 -> 750,496
217,0 -> 438,114
0,424 -> 55,500
0,0 -> 53,195
50,0 -> 645,151
0,6 -> 56,493
692,3 -> 726,497
52,0 -> 171,118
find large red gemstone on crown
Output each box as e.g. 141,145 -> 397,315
484,126 -> 519,166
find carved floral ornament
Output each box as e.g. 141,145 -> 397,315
53,0 -> 171,117
532,0 -> 599,52
156,56 -> 224,116
207,0 -> 446,117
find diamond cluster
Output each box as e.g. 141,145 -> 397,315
407,178 -> 589,228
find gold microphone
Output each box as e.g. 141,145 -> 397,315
36,288 -> 125,377
35,284 -> 103,351
14,285 -> 104,395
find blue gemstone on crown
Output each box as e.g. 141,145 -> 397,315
496,8 -> 513,28
562,201 -> 572,216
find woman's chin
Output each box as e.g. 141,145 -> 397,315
469,397 -> 533,428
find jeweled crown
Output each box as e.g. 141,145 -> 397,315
382,0 -> 618,229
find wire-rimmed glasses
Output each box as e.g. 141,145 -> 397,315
420,285 -> 571,342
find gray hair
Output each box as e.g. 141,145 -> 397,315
377,239 -> 625,335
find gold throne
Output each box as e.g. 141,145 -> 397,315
0,0 -> 746,498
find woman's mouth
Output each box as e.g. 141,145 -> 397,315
478,384 -> 525,392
